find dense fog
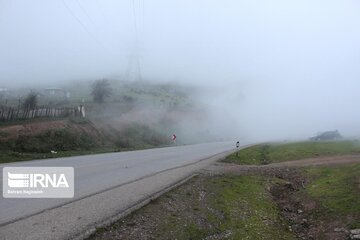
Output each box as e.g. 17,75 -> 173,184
0,1 -> 359,142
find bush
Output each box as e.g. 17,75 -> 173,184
91,79 -> 112,103
114,123 -> 168,150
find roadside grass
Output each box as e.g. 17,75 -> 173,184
0,117 -> 68,127
89,175 -> 296,240
0,122 -> 170,164
0,144 -> 171,164
225,140 -> 360,165
0,148 -> 115,164
112,123 -> 169,151
204,176 -> 295,240
0,143 -> 171,164
303,164 -> 360,229
0,128 -> 101,163
157,176 -> 294,240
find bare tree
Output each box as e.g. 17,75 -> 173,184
23,93 -> 38,110
91,79 -> 112,103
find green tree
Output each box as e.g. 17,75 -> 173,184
91,79 -> 112,103
23,93 -> 38,110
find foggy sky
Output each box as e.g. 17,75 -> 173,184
0,0 -> 360,141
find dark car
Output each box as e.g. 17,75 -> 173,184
310,130 -> 342,141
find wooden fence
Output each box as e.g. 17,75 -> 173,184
0,106 -> 84,122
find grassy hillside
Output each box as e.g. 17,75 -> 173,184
225,141 -> 360,165
0,80 -> 204,163
0,118 -> 171,164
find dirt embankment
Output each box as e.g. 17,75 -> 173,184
204,157 -> 360,240
267,168 -> 348,240
0,120 -> 103,141
0,118 -> 170,159
0,119 -> 108,158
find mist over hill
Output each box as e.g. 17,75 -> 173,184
1,1 -> 360,142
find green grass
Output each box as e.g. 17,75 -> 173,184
113,123 -> 169,151
0,143 -> 172,164
149,176 -> 294,240
0,128 -> 101,163
304,164 -> 360,228
225,141 -> 360,165
0,121 -> 171,163
204,176 -> 295,240
0,147 -> 116,164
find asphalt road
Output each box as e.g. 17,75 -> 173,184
0,141 -> 237,240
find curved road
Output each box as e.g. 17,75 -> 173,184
0,141 -> 237,240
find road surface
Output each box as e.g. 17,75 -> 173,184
0,142 -> 237,240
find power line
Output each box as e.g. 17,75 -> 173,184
75,0 -> 94,24
61,0 -> 103,47
94,0 -> 110,26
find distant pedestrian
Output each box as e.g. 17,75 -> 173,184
236,141 -> 240,157
172,134 -> 177,144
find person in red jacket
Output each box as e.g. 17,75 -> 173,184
172,134 -> 177,144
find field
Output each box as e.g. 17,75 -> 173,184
304,164 -> 360,229
89,141 -> 360,240
225,141 -> 360,165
